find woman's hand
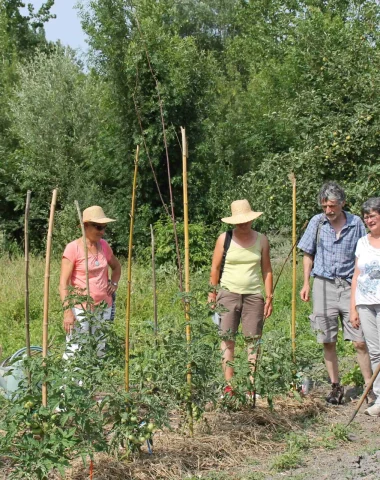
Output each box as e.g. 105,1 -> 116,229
264,297 -> 273,319
208,291 -> 217,308
350,309 -> 361,329
63,309 -> 75,334
107,281 -> 118,296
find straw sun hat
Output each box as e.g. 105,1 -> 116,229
83,206 -> 116,224
221,200 -> 262,224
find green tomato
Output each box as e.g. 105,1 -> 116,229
138,436 -> 146,443
130,416 -> 138,423
147,423 -> 155,432
24,401 -> 34,409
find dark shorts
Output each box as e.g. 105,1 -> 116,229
216,289 -> 264,339
310,276 -> 365,343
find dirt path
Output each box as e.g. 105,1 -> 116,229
266,400 -> 380,480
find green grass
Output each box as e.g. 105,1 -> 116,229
270,447 -> 303,471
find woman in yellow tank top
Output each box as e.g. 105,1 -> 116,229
208,200 -> 273,396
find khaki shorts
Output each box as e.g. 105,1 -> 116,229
310,276 -> 364,343
216,289 -> 264,339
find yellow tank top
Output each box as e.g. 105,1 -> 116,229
220,233 -> 262,294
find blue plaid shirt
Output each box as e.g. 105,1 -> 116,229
297,212 -> 366,281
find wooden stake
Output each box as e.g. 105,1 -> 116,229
89,459 -> 94,479
42,188 -> 58,407
75,200 -> 90,305
150,224 -> 158,337
24,191 -> 32,360
24,190 -> 32,387
288,173 -> 297,360
181,127 -> 193,435
125,146 -> 139,392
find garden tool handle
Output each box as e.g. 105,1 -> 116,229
347,362 -> 380,426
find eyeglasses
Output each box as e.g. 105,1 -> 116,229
89,223 -> 107,231
363,213 -> 380,223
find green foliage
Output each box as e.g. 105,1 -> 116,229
0,301 -> 157,479
270,431 -> 309,471
146,217 -> 214,269
0,255 -> 360,477
2,1 -> 380,251
329,423 -> 351,442
341,364 -> 364,387
270,448 -> 303,472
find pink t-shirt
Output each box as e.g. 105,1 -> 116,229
63,239 -> 113,306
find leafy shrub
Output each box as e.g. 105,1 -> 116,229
341,364 -> 364,387
143,217 -> 214,269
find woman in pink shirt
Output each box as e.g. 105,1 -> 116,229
59,206 -> 121,356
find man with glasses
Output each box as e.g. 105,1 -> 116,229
298,182 -> 372,404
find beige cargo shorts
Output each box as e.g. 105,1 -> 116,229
310,276 -> 364,343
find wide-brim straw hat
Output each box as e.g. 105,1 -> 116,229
83,206 -> 116,224
221,200 -> 263,224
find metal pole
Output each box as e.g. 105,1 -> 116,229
125,146 -> 139,392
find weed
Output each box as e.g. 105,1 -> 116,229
341,364 -> 364,387
314,433 -> 338,450
330,423 -> 351,442
270,447 -> 303,471
286,431 -> 310,451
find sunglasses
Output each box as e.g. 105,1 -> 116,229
89,223 -> 107,231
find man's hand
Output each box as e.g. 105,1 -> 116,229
63,309 -> 75,334
300,284 -> 310,302
350,309 -> 361,329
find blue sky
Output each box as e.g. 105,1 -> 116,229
26,1 -> 87,50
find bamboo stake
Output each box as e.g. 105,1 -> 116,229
150,224 -> 158,337
24,190 -> 32,387
42,188 -> 58,407
288,173 -> 297,360
25,191 -> 32,359
125,146 -> 139,392
347,363 -> 380,426
75,200 -> 90,305
181,127 -> 193,435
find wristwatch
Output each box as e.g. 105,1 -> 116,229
110,281 -> 118,287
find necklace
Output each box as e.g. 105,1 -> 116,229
87,242 -> 100,266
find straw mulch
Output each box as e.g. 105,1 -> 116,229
53,395 -> 325,480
